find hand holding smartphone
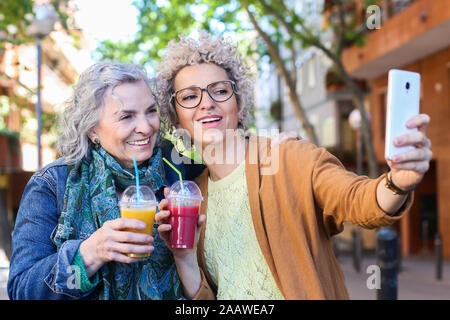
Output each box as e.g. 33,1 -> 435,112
385,69 -> 421,161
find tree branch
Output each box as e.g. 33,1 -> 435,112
258,1 -> 298,86
0,72 -> 34,95
260,0 -> 338,62
260,0 -> 312,45
336,0 -> 348,55
243,3 -> 318,145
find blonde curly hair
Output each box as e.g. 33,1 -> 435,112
156,32 -> 254,133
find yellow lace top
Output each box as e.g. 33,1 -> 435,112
204,161 -> 284,300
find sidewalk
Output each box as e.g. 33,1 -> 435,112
339,253 -> 450,300
1,248 -> 449,300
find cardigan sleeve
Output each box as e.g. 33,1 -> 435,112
191,268 -> 216,300
310,146 -> 412,237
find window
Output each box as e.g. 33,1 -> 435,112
337,100 -> 356,152
308,57 -> 316,88
296,66 -> 303,94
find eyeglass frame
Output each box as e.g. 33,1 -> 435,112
170,80 -> 236,109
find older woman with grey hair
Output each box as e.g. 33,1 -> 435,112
155,32 -> 432,300
7,61 -> 213,300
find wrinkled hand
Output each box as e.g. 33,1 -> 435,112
79,218 -> 154,274
156,188 -> 206,260
388,114 -> 432,190
271,130 -> 306,147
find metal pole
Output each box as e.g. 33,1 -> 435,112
356,129 -> 363,175
435,233 -> 443,281
352,129 -> 363,272
352,228 -> 362,273
36,37 -> 43,170
376,228 -> 398,300
422,220 -> 429,253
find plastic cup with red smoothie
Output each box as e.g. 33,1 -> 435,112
167,181 -> 203,249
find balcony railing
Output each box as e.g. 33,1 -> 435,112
381,0 -> 416,22
324,0 -> 416,34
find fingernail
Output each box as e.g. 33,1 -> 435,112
393,155 -> 401,162
395,138 -> 402,145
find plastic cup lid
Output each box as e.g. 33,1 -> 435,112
167,180 -> 203,201
119,185 -> 157,206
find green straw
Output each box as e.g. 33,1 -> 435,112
133,157 -> 141,202
162,157 -> 184,191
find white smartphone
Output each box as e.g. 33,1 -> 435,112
385,69 -> 421,161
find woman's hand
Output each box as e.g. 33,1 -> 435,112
79,218 -> 154,277
156,187 -> 206,298
156,188 -> 206,260
271,130 -> 306,147
387,114 -> 432,190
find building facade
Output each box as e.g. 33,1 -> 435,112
343,0 -> 450,257
0,10 -> 92,258
254,0 -> 380,251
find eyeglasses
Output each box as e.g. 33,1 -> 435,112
171,80 -> 236,109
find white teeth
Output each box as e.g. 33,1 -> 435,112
199,117 -> 221,123
128,138 -> 149,146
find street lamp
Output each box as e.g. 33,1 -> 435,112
27,4 -> 57,170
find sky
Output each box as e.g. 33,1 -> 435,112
74,0 -> 139,43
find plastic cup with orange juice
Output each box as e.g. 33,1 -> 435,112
119,185 -> 157,258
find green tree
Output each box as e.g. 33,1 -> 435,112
243,0 -> 379,176
0,0 -> 71,45
0,0 -> 34,45
97,0 -> 211,69
98,0 -> 379,177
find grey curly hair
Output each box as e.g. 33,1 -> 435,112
156,32 -> 254,133
57,61 -> 154,165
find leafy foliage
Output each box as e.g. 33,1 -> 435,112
95,0 -> 380,174
0,0 -> 72,46
0,0 -> 34,45
97,0 -> 263,69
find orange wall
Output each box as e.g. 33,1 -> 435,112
369,47 -> 450,257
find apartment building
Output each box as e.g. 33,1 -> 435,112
343,0 -> 450,257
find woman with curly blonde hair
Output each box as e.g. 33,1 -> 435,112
155,32 -> 432,300
156,32 -> 253,135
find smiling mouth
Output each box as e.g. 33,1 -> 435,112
127,137 -> 150,146
197,116 -> 223,124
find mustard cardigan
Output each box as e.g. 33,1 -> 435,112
195,136 -> 412,300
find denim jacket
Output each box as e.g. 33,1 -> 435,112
7,143 -> 205,300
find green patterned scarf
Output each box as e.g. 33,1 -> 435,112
53,146 -> 181,299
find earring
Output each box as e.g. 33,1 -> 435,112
93,137 -> 100,146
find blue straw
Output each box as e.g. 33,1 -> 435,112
133,157 -> 141,202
